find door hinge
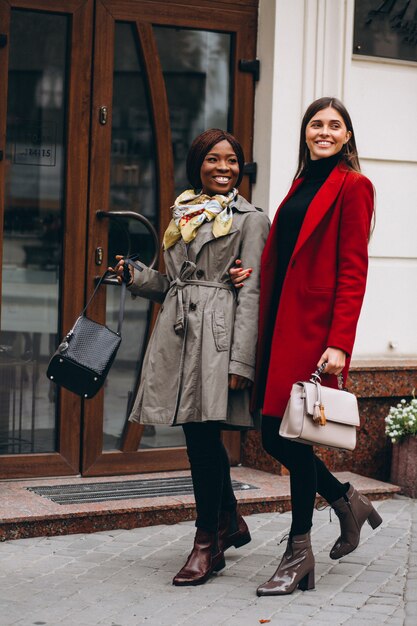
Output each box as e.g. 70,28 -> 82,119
243,162 -> 257,184
0,34 -> 7,48
239,59 -> 260,82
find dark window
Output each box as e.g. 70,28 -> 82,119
353,0 -> 417,63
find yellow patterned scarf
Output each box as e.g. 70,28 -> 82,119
162,188 -> 237,250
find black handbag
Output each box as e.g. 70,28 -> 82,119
46,269 -> 129,398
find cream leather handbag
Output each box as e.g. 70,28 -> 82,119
279,364 -> 360,451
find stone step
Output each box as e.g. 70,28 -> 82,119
0,467 -> 401,541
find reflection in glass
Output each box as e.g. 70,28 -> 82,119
353,0 -> 417,63
154,27 -> 232,196
103,25 -> 232,452
0,11 -> 68,455
103,23 -> 185,451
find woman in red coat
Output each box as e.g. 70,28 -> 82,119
232,97 -> 382,596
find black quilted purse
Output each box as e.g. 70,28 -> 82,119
47,269 -> 129,398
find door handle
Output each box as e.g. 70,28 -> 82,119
96,209 -> 159,285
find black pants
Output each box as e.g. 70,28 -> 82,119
182,422 -> 237,533
262,415 -> 347,536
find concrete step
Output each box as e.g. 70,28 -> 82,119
0,467 -> 401,541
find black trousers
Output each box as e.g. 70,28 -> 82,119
262,415 -> 347,535
182,422 -> 237,533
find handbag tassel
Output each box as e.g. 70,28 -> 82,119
313,401 -> 327,426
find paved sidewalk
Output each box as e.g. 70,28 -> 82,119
0,496 -> 415,626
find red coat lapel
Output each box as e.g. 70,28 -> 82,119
261,178 -> 304,267
291,166 -> 348,260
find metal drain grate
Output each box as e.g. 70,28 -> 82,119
27,477 -> 258,505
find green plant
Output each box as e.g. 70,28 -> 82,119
385,397 -> 417,443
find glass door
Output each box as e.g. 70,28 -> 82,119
82,0 -> 258,475
103,25 -> 233,453
0,0 -> 93,477
0,0 -> 258,478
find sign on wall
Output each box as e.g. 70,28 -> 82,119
354,0 -> 417,63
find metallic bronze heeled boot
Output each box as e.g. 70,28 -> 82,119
172,528 -> 225,586
218,510 -> 251,552
330,484 -> 383,560
256,532 -> 315,596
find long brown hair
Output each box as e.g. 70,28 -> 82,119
294,97 -> 361,181
186,129 -> 245,190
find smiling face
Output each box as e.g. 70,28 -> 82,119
305,106 -> 351,161
200,139 -> 240,196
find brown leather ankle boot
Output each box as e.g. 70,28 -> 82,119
330,484 -> 383,560
172,528 -> 225,586
218,510 -> 251,552
256,532 -> 315,596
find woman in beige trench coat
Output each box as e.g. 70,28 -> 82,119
112,129 -> 270,587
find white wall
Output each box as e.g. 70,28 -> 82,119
253,0 -> 417,359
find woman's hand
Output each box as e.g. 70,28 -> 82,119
317,347 -> 346,375
228,374 -> 252,390
108,255 -> 133,285
229,258 -> 252,288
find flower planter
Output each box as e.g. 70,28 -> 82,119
390,436 -> 417,498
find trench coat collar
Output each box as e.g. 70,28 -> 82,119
186,194 -> 256,259
291,165 -> 348,259
233,195 -> 259,213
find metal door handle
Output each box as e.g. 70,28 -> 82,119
96,209 -> 159,285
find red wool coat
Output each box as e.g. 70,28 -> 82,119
252,165 -> 374,418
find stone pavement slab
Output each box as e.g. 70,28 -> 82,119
0,495 -> 415,626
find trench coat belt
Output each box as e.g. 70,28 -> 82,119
169,265 -> 233,335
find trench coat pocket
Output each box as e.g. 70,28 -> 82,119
212,310 -> 229,351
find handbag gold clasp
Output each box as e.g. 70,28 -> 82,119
319,404 -> 326,426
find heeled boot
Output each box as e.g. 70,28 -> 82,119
329,483 -> 383,560
256,532 -> 315,596
218,510 -> 251,552
172,528 -> 225,586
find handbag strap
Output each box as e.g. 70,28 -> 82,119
310,362 -> 344,391
309,362 -> 344,426
81,254 -> 144,336
81,270 -> 127,336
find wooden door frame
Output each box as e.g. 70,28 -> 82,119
82,0 -> 258,476
0,0 -> 93,478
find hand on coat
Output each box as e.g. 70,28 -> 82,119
229,374 -> 252,390
229,258 -> 252,288
108,255 -> 133,286
318,347 -> 346,375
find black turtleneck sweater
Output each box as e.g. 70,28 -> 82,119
274,152 -> 341,300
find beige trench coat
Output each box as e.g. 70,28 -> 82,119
128,195 -> 270,428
